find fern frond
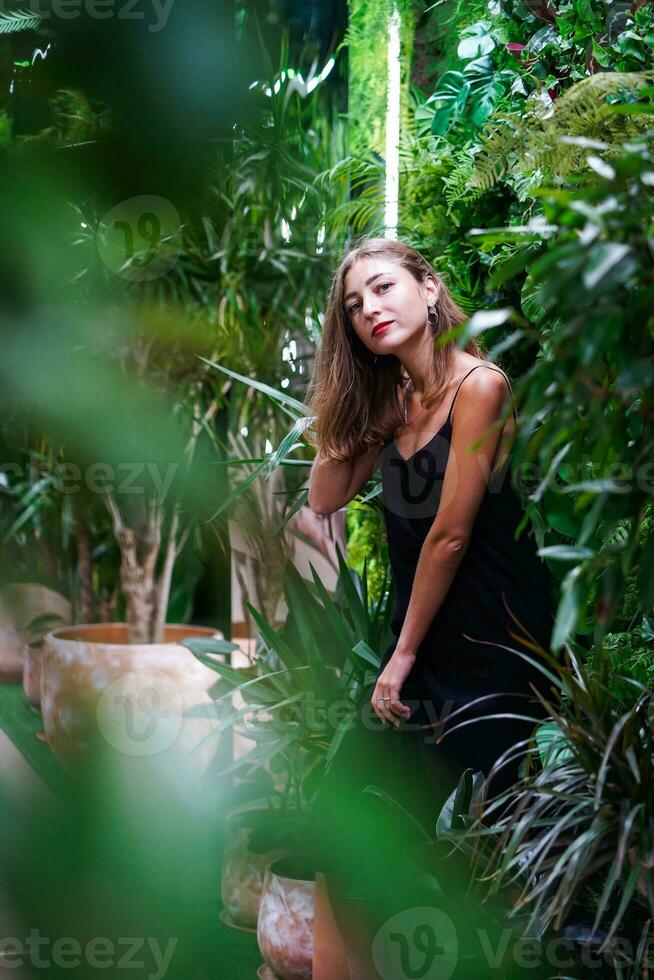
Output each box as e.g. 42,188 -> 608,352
547,71 -> 654,134
454,72 -> 654,203
445,114 -> 525,204
0,9 -> 41,32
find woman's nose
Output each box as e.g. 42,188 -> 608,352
362,293 -> 381,318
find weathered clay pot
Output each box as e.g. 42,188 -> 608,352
41,623 -> 223,771
0,584 -> 71,686
220,808 -> 289,930
257,858 -> 315,980
21,587 -> 72,707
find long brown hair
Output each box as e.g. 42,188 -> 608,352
305,236 -> 484,460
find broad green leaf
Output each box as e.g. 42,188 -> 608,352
551,565 -> 584,652
535,721 -> 573,766
458,33 -> 495,60
582,242 -> 631,291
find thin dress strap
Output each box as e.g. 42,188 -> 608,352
446,364 -> 518,426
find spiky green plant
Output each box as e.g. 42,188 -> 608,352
443,644 -> 654,966
184,548 -> 393,813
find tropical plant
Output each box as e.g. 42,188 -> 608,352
462,115 -> 654,654
183,548 -> 393,815
398,626 -> 654,980
179,34 -> 348,438
201,361 -> 316,529
1,28 -> 349,642
398,0 -> 654,308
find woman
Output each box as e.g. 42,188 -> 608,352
306,237 -> 555,971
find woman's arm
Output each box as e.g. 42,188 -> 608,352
372,369 -> 512,725
308,442 -> 384,516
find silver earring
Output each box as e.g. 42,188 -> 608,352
427,305 -> 439,331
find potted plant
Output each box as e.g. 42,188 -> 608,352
184,549 -> 393,935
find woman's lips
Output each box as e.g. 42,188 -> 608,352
372,320 -> 393,337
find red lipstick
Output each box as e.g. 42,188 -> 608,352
372,320 -> 393,338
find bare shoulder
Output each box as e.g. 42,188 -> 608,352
453,362 -> 514,424
464,362 -> 511,395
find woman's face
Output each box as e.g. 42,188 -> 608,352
343,256 -> 438,355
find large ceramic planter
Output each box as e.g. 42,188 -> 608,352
220,808 -> 290,931
41,623 -> 222,771
257,858 -> 315,980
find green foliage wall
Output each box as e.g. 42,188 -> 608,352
347,0 -> 418,159
398,0 -> 654,661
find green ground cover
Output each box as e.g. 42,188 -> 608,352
0,682 -> 66,794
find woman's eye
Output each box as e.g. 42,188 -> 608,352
346,284 -> 391,314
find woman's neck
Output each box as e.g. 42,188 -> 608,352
397,330 -> 438,397
403,348 -> 466,401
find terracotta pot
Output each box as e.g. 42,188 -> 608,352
257,858 -> 315,980
41,623 -> 223,772
0,583 -> 72,632
0,584 -> 71,686
220,808 -> 289,930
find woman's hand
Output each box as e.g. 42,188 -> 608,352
371,648 -> 416,727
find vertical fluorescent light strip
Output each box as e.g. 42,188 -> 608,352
384,3 -> 401,238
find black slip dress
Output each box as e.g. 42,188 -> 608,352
309,364 -> 557,905
375,364 -> 555,808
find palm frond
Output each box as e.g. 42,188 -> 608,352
0,9 -> 41,32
